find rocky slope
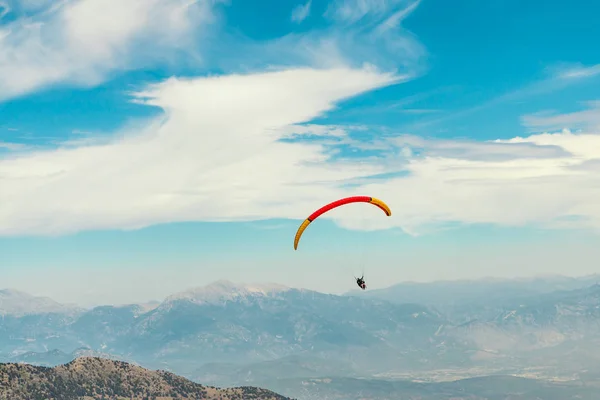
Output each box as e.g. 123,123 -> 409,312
0,356 -> 292,400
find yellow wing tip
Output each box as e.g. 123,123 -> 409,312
370,197 -> 392,216
293,219 -> 311,250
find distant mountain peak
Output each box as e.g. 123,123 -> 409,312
0,288 -> 27,296
0,288 -> 79,316
165,279 -> 291,304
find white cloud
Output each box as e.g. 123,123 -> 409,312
0,0 -> 215,101
357,129 -> 600,235
2,65 -> 600,238
291,0 -> 311,23
0,66 -> 398,236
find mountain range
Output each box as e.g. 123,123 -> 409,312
1,276 -> 600,399
346,274 -> 600,322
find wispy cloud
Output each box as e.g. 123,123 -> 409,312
393,135 -> 571,161
547,62 -> 600,80
521,101 -> 600,132
325,0 -> 412,24
407,62 -> 600,131
279,123 -> 349,139
0,0 -> 216,101
291,0 -> 311,23
0,2 -> 9,20
0,140 -> 26,150
373,0 -> 420,35
239,0 -> 427,74
3,0 -> 56,15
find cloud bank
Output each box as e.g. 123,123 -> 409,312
2,65 -> 600,236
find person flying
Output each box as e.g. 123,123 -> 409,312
356,275 -> 366,290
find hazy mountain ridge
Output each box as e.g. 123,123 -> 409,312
10,347 -> 120,367
0,356 -> 292,400
166,280 -> 291,304
0,280 -> 462,373
2,277 -> 600,399
349,274 -> 600,322
429,283 -> 600,377
495,283 -> 600,325
0,289 -> 82,317
118,282 -> 460,373
448,284 -> 600,352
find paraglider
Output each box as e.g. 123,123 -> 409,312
293,196 -> 391,290
356,275 -> 366,290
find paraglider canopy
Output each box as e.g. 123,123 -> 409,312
293,195 -> 391,250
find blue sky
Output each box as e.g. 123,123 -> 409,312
1,0 -> 599,306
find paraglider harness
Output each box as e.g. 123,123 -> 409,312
356,275 -> 366,290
